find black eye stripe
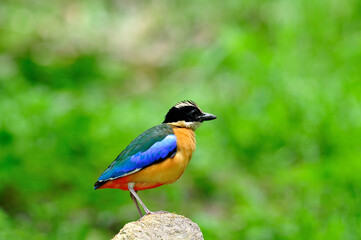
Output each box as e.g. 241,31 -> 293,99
188,109 -> 197,115
163,105 -> 202,123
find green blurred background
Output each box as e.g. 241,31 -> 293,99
1,0 -> 361,239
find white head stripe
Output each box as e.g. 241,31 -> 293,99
174,100 -> 197,109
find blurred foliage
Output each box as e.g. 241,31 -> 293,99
1,0 -> 361,239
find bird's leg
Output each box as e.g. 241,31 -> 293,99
128,182 -> 152,215
130,191 -> 143,217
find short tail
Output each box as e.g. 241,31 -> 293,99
94,180 -> 107,190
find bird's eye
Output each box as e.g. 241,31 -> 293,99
188,109 -> 197,116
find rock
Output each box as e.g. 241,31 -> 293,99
112,212 -> 204,240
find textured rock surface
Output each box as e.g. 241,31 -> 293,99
112,212 -> 204,240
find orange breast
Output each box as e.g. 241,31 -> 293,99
99,126 -> 196,191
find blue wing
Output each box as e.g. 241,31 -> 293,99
95,124 -> 177,187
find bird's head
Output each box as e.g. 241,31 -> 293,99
163,100 -> 217,129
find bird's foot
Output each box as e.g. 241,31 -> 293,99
139,211 -> 152,220
139,210 -> 168,220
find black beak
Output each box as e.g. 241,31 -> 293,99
199,112 -> 217,122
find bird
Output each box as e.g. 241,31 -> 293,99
94,100 -> 217,217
